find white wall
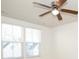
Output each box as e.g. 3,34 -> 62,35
1,16 -> 53,59
51,21 -> 78,59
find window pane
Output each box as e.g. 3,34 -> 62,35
13,25 -> 23,42
2,23 -> 23,42
32,29 -> 41,42
25,28 -> 41,42
2,24 -> 13,41
24,43 -> 39,57
3,42 -> 13,58
13,43 -> 22,57
3,43 -> 22,58
24,43 -> 33,57
25,28 -> 33,42
32,43 -> 39,56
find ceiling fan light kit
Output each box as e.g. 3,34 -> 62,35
33,0 -> 78,21
52,9 -> 59,16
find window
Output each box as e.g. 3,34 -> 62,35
24,28 -> 41,57
1,23 -> 41,59
2,24 -> 22,58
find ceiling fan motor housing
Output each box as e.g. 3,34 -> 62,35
51,2 -> 58,10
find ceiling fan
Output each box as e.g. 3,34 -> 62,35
33,0 -> 78,21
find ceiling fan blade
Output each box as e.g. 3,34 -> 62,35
57,13 -> 62,20
39,10 -> 51,16
61,9 -> 78,14
55,0 -> 67,7
33,2 -> 51,8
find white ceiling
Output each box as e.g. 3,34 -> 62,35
1,0 -> 78,27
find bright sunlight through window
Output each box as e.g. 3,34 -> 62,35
1,23 -> 41,59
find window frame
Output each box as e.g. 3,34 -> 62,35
1,23 -> 41,59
